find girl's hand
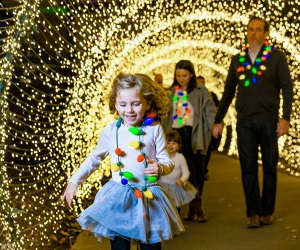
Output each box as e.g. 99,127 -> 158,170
61,182 -> 78,208
143,159 -> 163,177
176,179 -> 184,186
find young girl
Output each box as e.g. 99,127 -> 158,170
62,73 -> 184,250
159,131 -> 197,215
162,60 -> 216,222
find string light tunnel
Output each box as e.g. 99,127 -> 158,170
0,0 -> 299,248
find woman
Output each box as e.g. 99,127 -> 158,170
162,60 -> 216,222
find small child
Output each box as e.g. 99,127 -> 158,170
62,73 -> 184,250
159,130 -> 197,213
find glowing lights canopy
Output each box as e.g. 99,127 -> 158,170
0,0 -> 299,248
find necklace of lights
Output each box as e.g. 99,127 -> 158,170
237,40 -> 274,87
111,113 -> 157,199
172,85 -> 192,125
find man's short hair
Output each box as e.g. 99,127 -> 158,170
247,16 -> 270,33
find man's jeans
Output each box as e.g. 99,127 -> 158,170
237,118 -> 278,217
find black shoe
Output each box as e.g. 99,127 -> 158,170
184,206 -> 195,221
183,216 -> 194,221
195,206 -> 207,223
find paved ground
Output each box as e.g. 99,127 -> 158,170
72,152 -> 300,250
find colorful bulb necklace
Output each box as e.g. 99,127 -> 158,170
112,113 -> 157,199
237,40 -> 274,87
172,85 -> 192,125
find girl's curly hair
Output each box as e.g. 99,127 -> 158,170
108,72 -> 170,119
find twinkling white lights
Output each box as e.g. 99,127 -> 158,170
0,0 -> 299,248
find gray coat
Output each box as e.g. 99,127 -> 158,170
162,84 -> 216,154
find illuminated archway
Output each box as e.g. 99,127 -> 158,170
0,0 -> 299,248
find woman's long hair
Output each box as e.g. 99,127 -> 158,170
171,60 -> 197,94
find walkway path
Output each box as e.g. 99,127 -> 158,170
72,152 -> 300,250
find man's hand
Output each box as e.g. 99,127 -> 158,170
212,123 -> 224,138
277,119 -> 290,137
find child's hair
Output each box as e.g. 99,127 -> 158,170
108,72 -> 170,119
165,130 -> 182,147
197,75 -> 205,81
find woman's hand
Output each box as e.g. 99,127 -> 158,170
143,159 -> 163,177
61,182 -> 78,208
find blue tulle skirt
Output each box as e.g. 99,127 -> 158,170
77,180 -> 185,244
159,181 -> 197,208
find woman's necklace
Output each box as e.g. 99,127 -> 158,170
237,40 -> 274,87
112,113 -> 157,199
172,85 -> 191,125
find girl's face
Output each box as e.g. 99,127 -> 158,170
115,87 -> 150,127
167,140 -> 180,155
175,69 -> 192,90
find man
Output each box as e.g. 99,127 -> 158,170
154,73 -> 164,85
212,17 -> 293,228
